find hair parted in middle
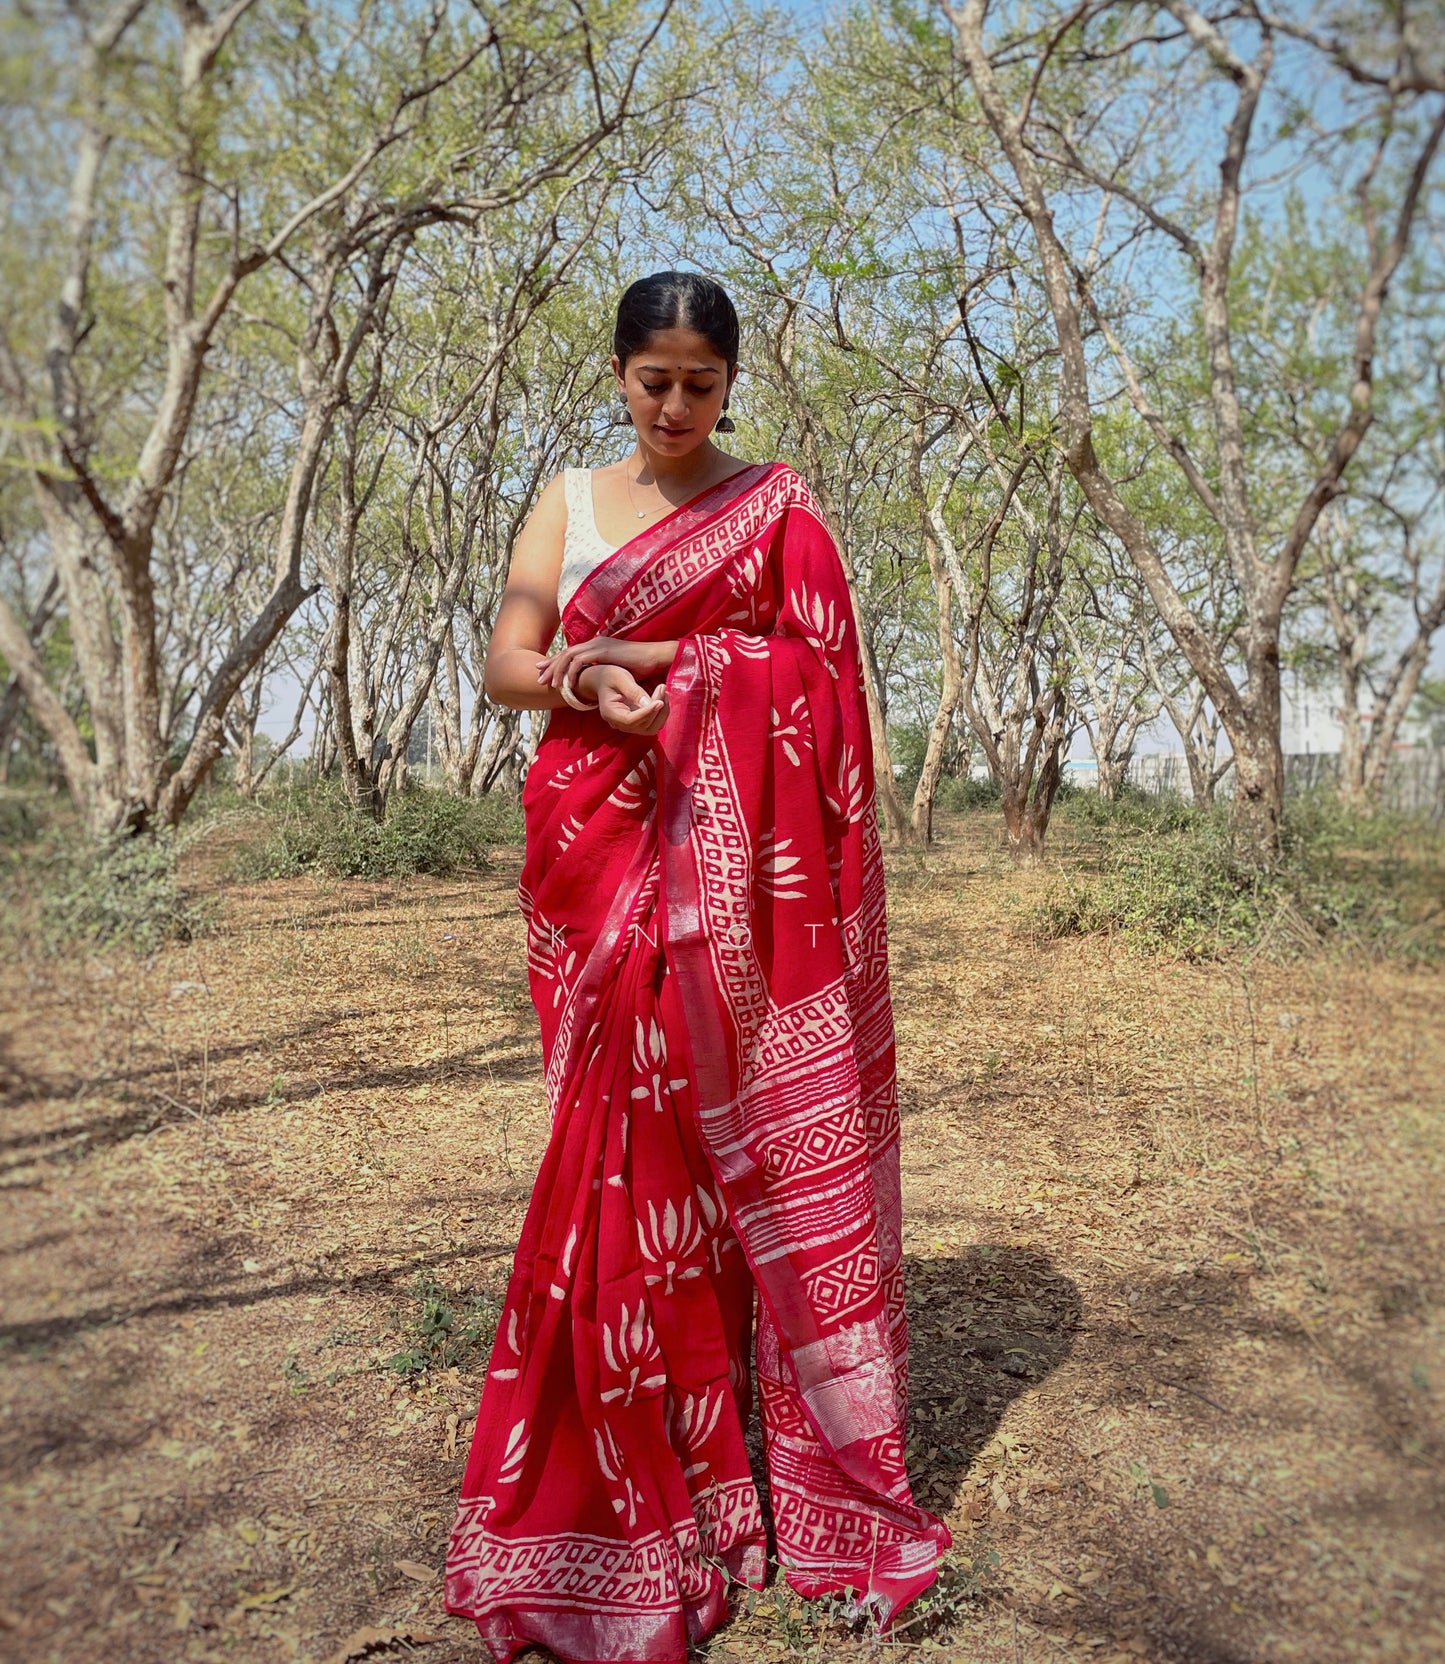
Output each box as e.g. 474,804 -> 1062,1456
612,271 -> 740,370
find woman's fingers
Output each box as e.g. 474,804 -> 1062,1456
601,676 -> 668,734
538,634 -> 630,685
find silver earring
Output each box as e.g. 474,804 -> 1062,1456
714,400 -> 735,434
615,406 -> 633,427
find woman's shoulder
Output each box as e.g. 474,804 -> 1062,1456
751,458 -> 822,514
536,467 -> 591,512
522,471 -> 572,539
733,456 -> 803,493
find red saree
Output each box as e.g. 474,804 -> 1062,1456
446,461 -> 950,1663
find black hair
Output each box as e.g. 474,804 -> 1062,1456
612,271 -> 740,370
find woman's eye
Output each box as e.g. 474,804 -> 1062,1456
641,383 -> 666,395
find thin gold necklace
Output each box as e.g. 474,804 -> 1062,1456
624,459 -> 658,520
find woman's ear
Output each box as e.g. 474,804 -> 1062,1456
611,352 -> 626,394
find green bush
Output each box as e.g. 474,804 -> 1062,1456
1035,793 -> 1438,961
1052,780 -> 1198,837
231,783 -> 524,881
25,828 -> 213,955
0,793 -> 44,846
935,773 -> 1002,811
384,1274 -> 502,1378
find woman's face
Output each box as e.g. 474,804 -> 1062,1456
612,326 -> 737,458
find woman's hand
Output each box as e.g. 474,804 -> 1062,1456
580,664 -> 670,736
535,635 -> 675,695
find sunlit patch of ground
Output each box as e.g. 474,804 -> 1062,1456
0,811 -> 1440,1663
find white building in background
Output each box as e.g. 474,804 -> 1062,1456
1281,672 -> 1345,756
1280,668 -> 1428,755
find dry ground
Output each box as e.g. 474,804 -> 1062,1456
0,809 -> 1441,1664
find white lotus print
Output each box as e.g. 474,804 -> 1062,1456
637,1196 -> 706,1295
548,748 -> 602,790
594,1421 -> 641,1526
790,580 -> 847,669
757,830 -> 807,901
601,1302 -> 667,1405
723,629 -> 771,660
550,1221 -> 578,1301
489,1305 -> 524,1381
630,1015 -> 690,1113
825,741 -> 865,823
727,543 -> 767,601
610,751 -> 657,811
668,1384 -> 726,1481
497,1417 -> 529,1485
771,693 -> 812,767
695,1182 -> 742,1274
556,811 -> 587,854
528,913 -> 577,1011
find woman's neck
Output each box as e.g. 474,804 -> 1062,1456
627,439 -> 727,491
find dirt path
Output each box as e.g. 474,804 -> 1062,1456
1,813 -> 1440,1663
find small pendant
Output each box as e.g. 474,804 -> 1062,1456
637,509 -> 646,517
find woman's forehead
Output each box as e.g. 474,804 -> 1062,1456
627,326 -> 729,369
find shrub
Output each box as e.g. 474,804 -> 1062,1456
26,828 -> 213,955
1034,794 -> 1438,961
384,1274 -> 502,1378
0,793 -> 44,846
936,773 -> 1003,812
1052,780 -> 1198,838
231,783 -> 523,881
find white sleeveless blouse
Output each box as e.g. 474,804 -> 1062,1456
559,467 -> 618,614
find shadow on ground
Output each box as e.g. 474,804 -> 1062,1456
904,1246 -> 1082,1514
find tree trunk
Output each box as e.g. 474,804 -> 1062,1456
912,535 -> 964,845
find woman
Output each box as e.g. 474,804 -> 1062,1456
445,271 -> 949,1664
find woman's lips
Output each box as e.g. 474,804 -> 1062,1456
654,425 -> 692,435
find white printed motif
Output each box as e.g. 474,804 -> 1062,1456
601,1302 -> 667,1406
637,1196 -> 706,1295
528,912 -> 577,1011
790,579 -> 847,675
771,693 -> 812,767
826,741 -> 865,824
727,542 -> 767,602
490,1306 -> 524,1381
630,1015 -> 690,1113
723,628 -> 772,660
610,751 -> 657,812
550,1221 -> 579,1300
556,811 -> 588,854
497,1417 -> 530,1485
592,1422 -> 642,1525
547,748 -> 602,790
757,830 -> 807,901
695,1182 -> 741,1274
667,1385 -> 726,1480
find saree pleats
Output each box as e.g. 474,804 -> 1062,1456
447,463 -> 947,1663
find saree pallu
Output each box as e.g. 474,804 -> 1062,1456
446,461 -> 950,1663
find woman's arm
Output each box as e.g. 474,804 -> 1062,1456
482,478 -> 675,735
483,476 -> 572,711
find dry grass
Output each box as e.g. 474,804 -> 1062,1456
0,810 -> 1440,1664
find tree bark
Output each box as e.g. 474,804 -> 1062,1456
948,0 -> 1445,861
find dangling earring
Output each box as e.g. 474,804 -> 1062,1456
614,405 -> 634,427
714,399 -> 736,434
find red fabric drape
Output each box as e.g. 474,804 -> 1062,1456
446,462 -> 949,1664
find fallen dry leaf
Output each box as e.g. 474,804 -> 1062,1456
234,1583 -> 296,1610
325,1625 -> 445,1664
393,1559 -> 438,1583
